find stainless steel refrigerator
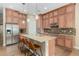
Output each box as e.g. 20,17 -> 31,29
6,24 -> 19,45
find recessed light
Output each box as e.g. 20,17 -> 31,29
35,15 -> 39,19
24,10 -> 26,12
22,20 -> 25,24
44,7 -> 47,10
27,19 -> 30,22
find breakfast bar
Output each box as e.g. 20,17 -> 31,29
20,34 -> 56,56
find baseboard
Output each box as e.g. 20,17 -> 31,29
74,46 -> 79,50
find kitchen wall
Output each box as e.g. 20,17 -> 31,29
27,14 -> 37,35
75,3 -> 79,49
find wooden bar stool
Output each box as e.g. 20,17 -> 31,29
28,40 -> 43,56
18,36 -> 31,55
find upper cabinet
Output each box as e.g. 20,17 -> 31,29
18,13 -> 27,29
38,3 -> 75,31
66,4 -> 75,13
58,7 -> 66,15
58,15 -> 66,28
5,8 -> 27,29
53,10 -> 58,16
6,8 -> 13,23
65,4 -> 75,28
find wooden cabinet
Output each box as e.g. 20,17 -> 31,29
6,8 -> 13,17
12,18 -> 19,24
6,9 -> 13,23
18,19 -> 26,29
65,12 -> 75,28
49,17 -> 54,24
6,16 -> 12,23
58,7 -> 65,15
58,15 -> 66,28
37,15 -> 43,31
56,36 -> 64,46
18,13 -> 26,29
38,3 -> 75,33
66,4 -> 75,13
6,9 -> 19,24
49,12 -> 53,18
42,15 -> 47,28
53,10 -> 58,16
6,8 -> 27,30
56,35 -> 74,49
53,16 -> 58,23
65,37 -> 73,49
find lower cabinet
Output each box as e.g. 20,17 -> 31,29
56,35 -> 74,49
65,37 -> 73,49
56,36 -> 64,47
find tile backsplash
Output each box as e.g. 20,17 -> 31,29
44,28 -> 76,35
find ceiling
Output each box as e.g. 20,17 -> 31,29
0,3 -> 68,14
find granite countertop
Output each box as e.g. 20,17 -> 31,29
20,34 -> 56,43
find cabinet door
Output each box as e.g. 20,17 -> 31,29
18,19 -> 26,29
66,4 -> 75,13
65,37 -> 73,48
53,16 -> 58,23
38,15 -> 43,32
58,7 -> 65,15
49,17 -> 54,24
58,15 -> 66,28
53,10 -> 58,16
6,16 -> 12,23
56,37 -> 64,46
65,13 -> 75,28
49,12 -> 53,18
12,18 -> 18,24
42,15 -> 46,28
6,9 -> 13,23
13,11 -> 18,17
6,8 -> 12,17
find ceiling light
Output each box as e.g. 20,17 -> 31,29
24,10 -> 26,12
35,15 -> 39,20
22,20 -> 25,24
44,7 -> 47,10
27,19 -> 30,22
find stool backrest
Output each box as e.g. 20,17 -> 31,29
28,41 -> 35,51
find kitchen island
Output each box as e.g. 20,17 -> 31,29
20,34 -> 56,56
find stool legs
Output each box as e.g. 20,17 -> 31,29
40,48 -> 43,56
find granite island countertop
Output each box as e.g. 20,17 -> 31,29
20,34 -> 56,43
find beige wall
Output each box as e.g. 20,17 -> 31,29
75,3 -> 79,49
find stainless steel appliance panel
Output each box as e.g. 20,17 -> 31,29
6,24 -> 19,45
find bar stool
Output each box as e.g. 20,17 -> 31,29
28,40 -> 43,56
18,36 -> 30,55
